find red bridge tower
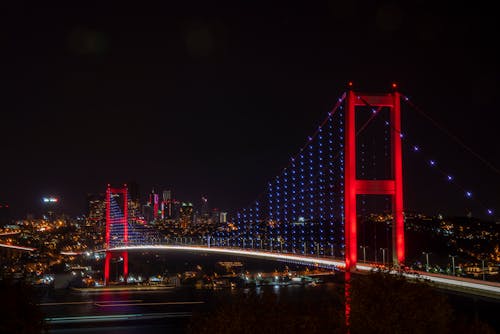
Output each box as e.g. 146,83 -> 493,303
344,86 -> 405,271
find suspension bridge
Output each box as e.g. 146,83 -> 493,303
102,84 -> 499,297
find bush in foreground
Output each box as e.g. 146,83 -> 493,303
0,278 -> 47,334
188,271 -> 496,334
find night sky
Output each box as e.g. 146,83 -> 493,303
1,2 -> 498,219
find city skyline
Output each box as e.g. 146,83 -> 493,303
1,2 -> 499,219
1,4 -> 499,332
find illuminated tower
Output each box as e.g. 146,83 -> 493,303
104,184 -> 129,285
344,87 -> 404,270
87,193 -> 105,225
201,196 -> 209,218
163,190 -> 173,219
149,190 -> 159,220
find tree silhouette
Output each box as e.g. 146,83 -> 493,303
188,271 -> 496,333
0,278 -> 47,334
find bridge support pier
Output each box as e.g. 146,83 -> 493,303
344,88 -> 405,271
104,251 -> 128,285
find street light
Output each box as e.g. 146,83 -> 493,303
360,245 -> 368,263
449,255 -> 457,276
422,252 -> 431,272
380,248 -> 388,266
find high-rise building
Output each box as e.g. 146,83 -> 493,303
201,196 -> 209,218
162,190 -> 171,202
161,190 -> 172,219
179,202 -> 194,229
42,196 -> 60,221
211,208 -> 220,224
86,193 -> 106,225
220,211 -> 228,224
172,200 -> 181,220
148,189 -> 160,221
127,182 -> 141,220
142,204 -> 154,223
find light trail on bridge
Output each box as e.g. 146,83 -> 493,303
106,245 -> 500,298
107,245 -> 347,269
44,312 -> 192,325
0,243 -> 35,252
0,231 -> 21,236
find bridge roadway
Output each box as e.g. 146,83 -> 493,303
0,242 -> 36,251
105,244 -> 500,299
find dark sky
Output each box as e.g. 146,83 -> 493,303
1,1 -> 498,219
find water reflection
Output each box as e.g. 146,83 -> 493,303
345,271 -> 351,332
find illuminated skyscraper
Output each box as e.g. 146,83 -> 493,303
147,189 -> 160,221
162,190 -> 172,219
201,196 -> 209,218
87,193 -> 106,225
42,196 -> 60,221
127,181 -> 141,221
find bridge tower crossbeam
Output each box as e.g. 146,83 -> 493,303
344,89 -> 405,271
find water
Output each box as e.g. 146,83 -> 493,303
35,253 -> 500,333
37,282 -> 500,333
40,287 -> 209,333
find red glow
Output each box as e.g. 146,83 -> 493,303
153,194 -> 159,219
345,90 -> 357,270
348,81 -> 353,87
105,186 -> 111,248
392,83 -> 397,89
345,271 -> 351,330
104,251 -> 110,285
122,251 -> 128,280
105,185 -> 129,285
344,90 -> 405,270
392,92 -> 405,263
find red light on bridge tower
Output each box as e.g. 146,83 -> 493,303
344,89 -> 405,271
104,184 -> 129,285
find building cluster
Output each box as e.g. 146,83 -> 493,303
0,213 -> 102,279
404,214 -> 500,277
0,187 -> 230,281
1,188 -> 499,284
86,186 -> 228,236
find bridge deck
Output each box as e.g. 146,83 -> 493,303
104,245 -> 500,299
